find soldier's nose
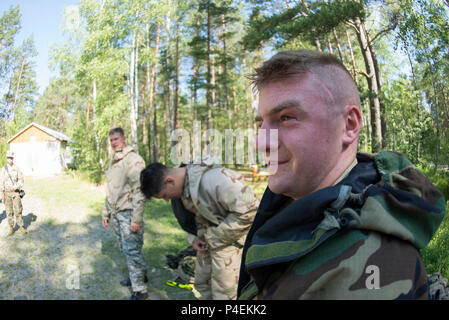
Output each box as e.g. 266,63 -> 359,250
257,128 -> 279,154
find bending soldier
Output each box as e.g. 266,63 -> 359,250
140,157 -> 258,300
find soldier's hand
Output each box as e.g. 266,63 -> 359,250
193,238 -> 208,253
130,221 -> 141,233
102,218 -> 109,229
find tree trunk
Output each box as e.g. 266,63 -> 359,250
221,13 -> 228,113
129,31 -> 139,150
141,80 -> 147,148
354,17 -> 382,152
206,1 -> 213,130
332,28 -> 344,62
147,22 -> 161,162
10,57 -> 25,121
299,0 -> 322,51
172,19 -> 180,133
364,23 -> 386,149
86,85 -> 91,135
91,80 -> 103,167
346,29 -> 358,85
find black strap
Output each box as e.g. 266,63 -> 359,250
4,164 -> 18,192
171,198 -> 198,236
4,164 -> 15,186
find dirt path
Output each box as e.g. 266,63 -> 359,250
0,187 -> 164,300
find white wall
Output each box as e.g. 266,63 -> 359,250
10,141 -> 65,176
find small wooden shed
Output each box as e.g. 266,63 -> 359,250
7,122 -> 76,176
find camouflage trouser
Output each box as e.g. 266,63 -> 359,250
194,244 -> 243,300
111,210 -> 148,293
4,192 -> 23,227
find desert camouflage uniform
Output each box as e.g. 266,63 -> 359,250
428,273 -> 449,300
102,146 -> 148,293
1,164 -> 24,228
238,151 -> 447,300
181,158 -> 258,300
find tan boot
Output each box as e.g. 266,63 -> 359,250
7,225 -> 15,237
18,226 -> 27,234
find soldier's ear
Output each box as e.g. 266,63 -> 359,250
164,176 -> 175,187
342,104 -> 362,146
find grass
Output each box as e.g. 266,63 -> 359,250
418,167 -> 449,279
0,171 -> 269,300
0,173 -> 197,299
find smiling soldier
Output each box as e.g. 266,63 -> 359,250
237,50 -> 446,300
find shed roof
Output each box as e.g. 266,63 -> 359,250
7,122 -> 76,144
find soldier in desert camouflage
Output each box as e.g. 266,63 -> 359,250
101,128 -> 148,300
1,151 -> 27,236
140,157 -> 258,300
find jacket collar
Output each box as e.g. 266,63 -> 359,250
113,145 -> 134,162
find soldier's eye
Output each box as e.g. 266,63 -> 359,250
280,115 -> 294,121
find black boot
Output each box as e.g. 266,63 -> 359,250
130,291 -> 148,300
120,275 -> 148,287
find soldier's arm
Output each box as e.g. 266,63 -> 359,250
101,200 -> 110,221
14,167 -> 24,190
0,169 -> 4,202
126,154 -> 146,226
203,172 -> 257,249
0,168 -> 4,194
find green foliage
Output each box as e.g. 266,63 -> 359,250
0,5 -> 38,163
420,166 -> 449,278
279,1 -> 366,42
243,0 -> 366,50
382,77 -> 434,164
419,166 -> 449,201
422,211 -> 449,278
393,0 -> 449,165
0,4 -> 21,81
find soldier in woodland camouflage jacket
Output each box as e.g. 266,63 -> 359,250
237,50 -> 446,300
140,157 -> 258,300
102,128 -> 148,300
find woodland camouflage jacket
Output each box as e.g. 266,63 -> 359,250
238,151 -> 447,300
181,158 -> 258,249
102,146 -> 146,225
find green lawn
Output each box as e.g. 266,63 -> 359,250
8,172 -> 268,300
419,167 -> 449,279
21,173 -> 196,299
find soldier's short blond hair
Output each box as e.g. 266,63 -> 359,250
109,127 -> 124,136
249,50 -> 361,112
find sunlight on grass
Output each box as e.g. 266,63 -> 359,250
0,173 -> 197,299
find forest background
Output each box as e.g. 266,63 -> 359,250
0,0 -> 449,276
